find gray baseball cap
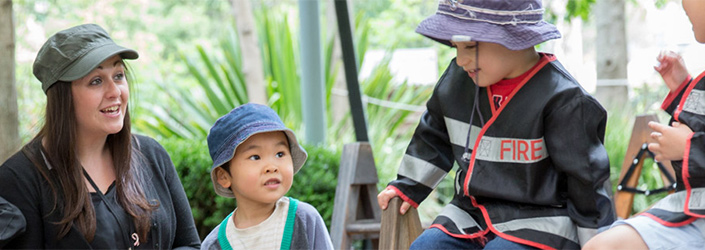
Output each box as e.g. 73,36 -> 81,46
33,24 -> 138,93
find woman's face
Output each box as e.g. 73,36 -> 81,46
71,55 -> 129,138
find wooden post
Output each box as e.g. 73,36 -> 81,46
379,197 -> 423,250
614,114 -> 675,219
331,142 -> 381,249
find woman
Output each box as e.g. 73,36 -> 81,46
0,24 -> 201,249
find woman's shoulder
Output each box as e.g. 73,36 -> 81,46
133,134 -> 162,149
133,134 -> 169,158
0,141 -> 43,177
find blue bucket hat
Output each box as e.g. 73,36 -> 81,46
416,0 -> 561,50
207,103 -> 308,198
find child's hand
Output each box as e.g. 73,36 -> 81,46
654,51 -> 689,92
648,121 -> 694,162
377,187 -> 412,215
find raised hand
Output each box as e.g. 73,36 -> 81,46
654,51 -> 689,92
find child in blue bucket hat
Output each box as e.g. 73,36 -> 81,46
377,0 -> 615,249
201,103 -> 334,250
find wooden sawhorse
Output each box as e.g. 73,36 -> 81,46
330,142 -> 423,249
614,114 -> 676,219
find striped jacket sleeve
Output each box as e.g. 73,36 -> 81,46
387,64 -> 455,208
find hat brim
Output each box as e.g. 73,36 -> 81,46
210,128 -> 308,198
59,43 -> 139,82
415,13 -> 561,50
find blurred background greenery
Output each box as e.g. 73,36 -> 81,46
8,0 -> 682,241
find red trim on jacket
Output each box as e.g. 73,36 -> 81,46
463,54 -> 553,197
386,185 -> 420,208
675,72 -> 705,121
470,196 -> 555,250
640,212 -> 698,227
681,132 -> 705,218
461,54 -> 557,249
661,75 -> 692,111
429,223 -> 491,240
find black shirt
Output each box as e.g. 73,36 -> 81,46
0,135 -> 201,249
89,182 -> 134,249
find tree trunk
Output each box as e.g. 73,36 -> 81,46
595,0 -> 628,109
230,0 -> 268,105
0,0 -> 20,163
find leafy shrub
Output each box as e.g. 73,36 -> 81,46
159,137 -> 340,239
289,144 -> 340,229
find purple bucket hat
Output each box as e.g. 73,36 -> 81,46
207,103 -> 308,198
416,0 -> 561,50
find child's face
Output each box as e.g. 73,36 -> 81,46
452,41 -> 530,87
215,131 -> 294,207
683,0 -> 705,43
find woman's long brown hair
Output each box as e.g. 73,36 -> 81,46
23,76 -> 157,243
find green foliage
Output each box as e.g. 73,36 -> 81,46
158,138 -> 232,238
135,6 -> 434,194
289,144 -> 341,229
565,0 -> 596,21
135,5 -> 339,139
352,0 -> 437,49
161,137 -> 340,239
603,83 -> 674,215
357,57 -> 433,188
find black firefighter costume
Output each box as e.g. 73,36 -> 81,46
641,71 -> 705,227
387,54 -> 616,250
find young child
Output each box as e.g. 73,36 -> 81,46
200,103 -> 334,250
583,1 -> 705,249
376,0 -> 615,249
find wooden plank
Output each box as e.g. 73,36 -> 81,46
346,219 -> 381,233
352,143 -> 379,185
379,197 -> 423,250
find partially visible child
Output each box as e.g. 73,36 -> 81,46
200,103 -> 334,250
376,0 -> 614,249
584,0 -> 705,249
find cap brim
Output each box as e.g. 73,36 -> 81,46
415,13 -> 561,50
59,44 -> 139,82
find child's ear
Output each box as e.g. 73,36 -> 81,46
215,167 -> 232,189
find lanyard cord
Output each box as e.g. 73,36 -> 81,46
83,170 -> 136,248
462,43 -> 484,162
